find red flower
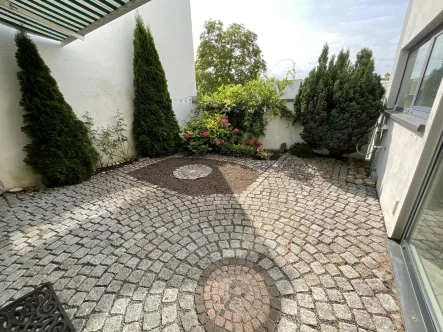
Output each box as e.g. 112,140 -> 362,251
242,142 -> 246,146
215,140 -> 220,146
256,140 -> 261,145
185,132 -> 191,138
249,138 -> 255,145
233,128 -> 239,133
257,147 -> 263,151
221,140 -> 224,143
220,119 -> 228,126
203,131 -> 209,137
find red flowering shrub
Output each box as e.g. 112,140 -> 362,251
182,112 -> 267,158
182,112 -> 234,154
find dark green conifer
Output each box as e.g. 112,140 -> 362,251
133,16 -> 180,156
15,30 -> 98,187
294,45 -> 385,158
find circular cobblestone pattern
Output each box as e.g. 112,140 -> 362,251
196,259 -> 281,332
173,164 -> 213,180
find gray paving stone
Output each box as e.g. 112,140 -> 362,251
362,296 -> 386,314
281,298 -> 297,315
297,293 -> 314,309
276,280 -> 294,295
125,302 -> 143,323
76,302 -> 96,317
278,317 -> 297,331
316,302 -> 335,321
111,298 -> 130,315
373,315 -> 396,332
144,312 -> 160,330
333,304 -> 352,320
344,292 -> 364,309
300,308 -> 317,326
103,315 -> 122,332
353,309 -> 375,330
122,322 -> 141,332
162,288 -> 178,303
162,305 -> 177,325
0,155 -> 403,331
376,294 -> 400,312
85,313 -> 107,331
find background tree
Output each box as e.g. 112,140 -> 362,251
133,16 -> 180,157
15,30 -> 98,187
383,72 -> 391,81
294,44 -> 385,158
196,19 -> 266,95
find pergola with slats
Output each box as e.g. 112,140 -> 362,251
0,0 -> 150,45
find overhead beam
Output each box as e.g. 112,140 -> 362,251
0,0 -> 85,41
61,0 -> 151,46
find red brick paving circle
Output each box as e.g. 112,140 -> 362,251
195,258 -> 281,332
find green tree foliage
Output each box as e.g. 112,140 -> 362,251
197,77 -> 291,137
196,19 -> 267,95
133,16 -> 180,157
15,30 -> 98,187
294,45 -> 385,158
382,72 -> 391,81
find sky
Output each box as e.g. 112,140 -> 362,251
190,0 -> 409,79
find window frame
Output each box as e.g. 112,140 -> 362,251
395,26 -> 443,119
400,131 -> 443,332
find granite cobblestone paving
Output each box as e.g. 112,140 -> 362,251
0,154 -> 404,331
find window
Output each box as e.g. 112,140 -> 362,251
396,41 -> 430,109
415,34 -> 443,108
405,141 -> 443,331
395,28 -> 443,118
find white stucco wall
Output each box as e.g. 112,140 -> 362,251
374,0 -> 443,238
0,0 -> 196,191
260,102 -> 304,150
375,120 -> 426,235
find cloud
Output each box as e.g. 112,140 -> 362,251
339,15 -> 395,27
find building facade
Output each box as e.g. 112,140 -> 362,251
373,0 -> 443,330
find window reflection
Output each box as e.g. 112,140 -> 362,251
415,34 -> 443,108
396,41 -> 430,109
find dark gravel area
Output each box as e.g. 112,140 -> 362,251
128,157 -> 261,196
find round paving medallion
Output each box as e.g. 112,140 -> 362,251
196,259 -> 281,332
173,164 -> 213,180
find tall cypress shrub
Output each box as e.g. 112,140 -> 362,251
133,16 -> 180,156
15,30 -> 98,187
294,45 -> 385,158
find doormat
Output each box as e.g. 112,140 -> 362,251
0,283 -> 76,331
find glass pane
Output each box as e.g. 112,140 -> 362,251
415,34 -> 443,108
408,150 -> 443,330
396,41 -> 430,109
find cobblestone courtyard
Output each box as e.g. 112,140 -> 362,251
0,154 -> 404,331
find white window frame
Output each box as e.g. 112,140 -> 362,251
396,26 -> 443,119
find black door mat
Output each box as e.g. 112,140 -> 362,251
0,283 -> 76,331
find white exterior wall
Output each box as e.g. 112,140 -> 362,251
374,0 -> 443,238
0,0 -> 196,191
260,102 -> 304,150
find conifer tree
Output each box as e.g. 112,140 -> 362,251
133,16 -> 180,156
15,30 -> 98,187
294,45 -> 384,158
